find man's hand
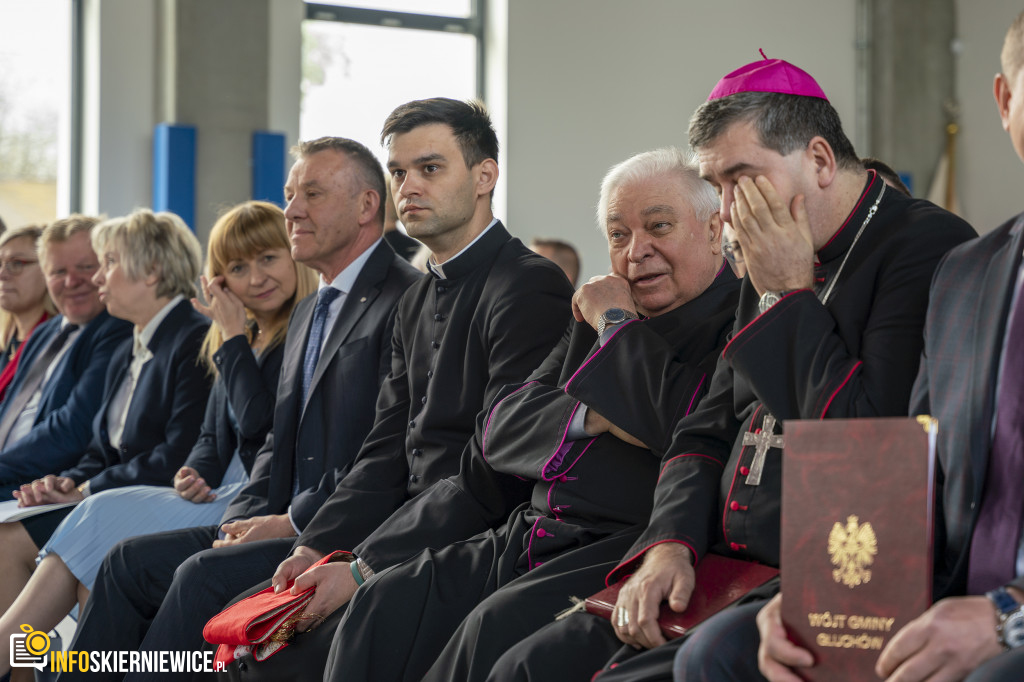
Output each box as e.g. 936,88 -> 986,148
173,466 -> 216,503
271,545 -> 326,594
756,594 -> 814,682
214,514 -> 296,547
875,596 -> 1004,682
612,543 -> 695,649
585,409 -> 648,449
572,274 -> 636,331
291,561 -> 360,633
13,475 -> 83,507
730,175 -> 815,296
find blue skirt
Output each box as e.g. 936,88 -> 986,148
41,454 -> 248,588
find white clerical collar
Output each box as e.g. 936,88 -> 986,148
319,238 -> 381,294
428,219 -> 499,280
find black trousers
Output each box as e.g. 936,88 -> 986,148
488,586 -> 778,681
229,517 -> 641,682
58,526 -> 293,682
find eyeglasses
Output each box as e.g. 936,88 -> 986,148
722,240 -> 744,265
0,258 -> 39,275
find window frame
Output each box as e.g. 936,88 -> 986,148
303,1 -> 485,99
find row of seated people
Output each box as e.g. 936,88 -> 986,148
0,38 -> 1018,682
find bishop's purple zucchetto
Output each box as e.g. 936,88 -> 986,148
707,50 -> 829,102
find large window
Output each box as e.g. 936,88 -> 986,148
302,1 -> 482,164
0,0 -> 73,228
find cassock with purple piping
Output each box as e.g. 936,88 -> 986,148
233,262 -> 740,682
489,171 -> 977,682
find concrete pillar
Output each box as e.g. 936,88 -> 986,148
164,0 -> 269,239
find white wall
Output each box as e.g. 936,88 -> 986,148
504,0 -> 858,282
955,0 -> 1023,233
78,1 -> 1023,253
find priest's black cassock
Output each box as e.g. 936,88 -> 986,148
231,263 -> 739,681
274,266 -> 742,682
65,223 -> 572,682
489,171 -> 978,682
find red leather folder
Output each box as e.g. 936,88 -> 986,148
585,553 -> 778,639
204,550 -> 352,667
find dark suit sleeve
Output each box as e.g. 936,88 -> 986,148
353,327 -> 580,568
726,223 -> 973,421
605,354 -> 737,583
354,384 -> 543,569
478,266 -> 574,407
564,320 -> 717,455
181,380 -> 225,484
220,432 -> 275,522
184,336 -> 284,484
216,335 -> 281,441
67,323 -> 212,493
0,318 -> 130,484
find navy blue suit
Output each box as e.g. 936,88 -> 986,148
0,310 -> 131,496
61,242 -> 420,682
61,299 -> 212,494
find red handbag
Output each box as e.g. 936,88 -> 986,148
203,550 -> 352,667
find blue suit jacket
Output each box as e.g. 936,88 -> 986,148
222,240 -> 420,529
0,310 -> 132,486
61,300 -> 212,494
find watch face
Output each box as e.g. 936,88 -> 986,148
605,308 -> 627,323
1005,611 -> 1024,648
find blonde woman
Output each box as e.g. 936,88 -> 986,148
0,203 -> 315,678
0,208 -> 211,681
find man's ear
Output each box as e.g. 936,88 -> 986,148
708,212 -> 723,255
806,136 -> 838,189
474,159 -> 499,197
357,188 -> 381,227
995,72 -> 1013,131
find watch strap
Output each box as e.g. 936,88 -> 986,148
988,587 -> 1018,615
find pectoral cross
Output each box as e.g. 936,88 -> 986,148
742,413 -> 784,486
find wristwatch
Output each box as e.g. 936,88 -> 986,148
596,308 -> 638,337
986,587 -> 1024,649
758,291 -> 791,315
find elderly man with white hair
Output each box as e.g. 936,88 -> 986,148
232,147 -> 742,682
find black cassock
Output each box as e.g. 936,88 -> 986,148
297,221 -> 574,555
282,266 -> 740,682
493,172 -> 978,682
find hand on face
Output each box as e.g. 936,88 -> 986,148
571,274 -> 636,331
729,175 -> 815,296
192,275 -> 248,339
